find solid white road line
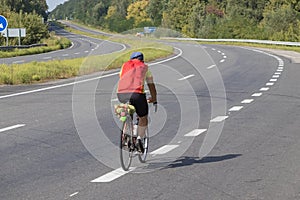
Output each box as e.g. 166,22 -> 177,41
178,74 -> 195,81
184,129 -> 207,137
91,167 -> 136,183
229,106 -> 243,112
0,72 -> 119,99
150,145 -> 179,155
0,124 -> 26,133
252,93 -> 262,97
210,116 -> 228,122
241,99 -> 254,104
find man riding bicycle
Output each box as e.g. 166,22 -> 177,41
117,52 -> 157,151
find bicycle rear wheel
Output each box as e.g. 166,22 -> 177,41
138,128 -> 149,163
120,117 -> 134,171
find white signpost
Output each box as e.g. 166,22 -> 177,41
3,28 -> 26,46
0,15 -> 26,46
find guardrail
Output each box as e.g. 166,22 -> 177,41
161,37 -> 300,47
0,44 -> 47,51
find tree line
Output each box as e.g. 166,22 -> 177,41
0,0 -> 49,46
50,0 -> 300,42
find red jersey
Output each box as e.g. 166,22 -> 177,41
117,59 -> 151,94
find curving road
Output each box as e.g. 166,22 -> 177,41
0,22 -> 125,65
1,25 -> 300,200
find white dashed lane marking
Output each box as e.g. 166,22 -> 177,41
91,167 -> 136,183
207,65 -> 216,69
150,145 -> 179,155
210,116 -> 228,122
12,60 -> 24,64
252,93 -> 262,97
241,99 -> 254,104
260,87 -> 270,91
0,124 -> 26,133
178,74 -> 195,81
184,129 -> 207,137
69,192 -> 79,197
229,106 -> 243,112
266,83 -> 274,86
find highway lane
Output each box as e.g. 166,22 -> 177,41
2,41 -> 299,199
59,20 -> 112,37
0,23 -> 125,65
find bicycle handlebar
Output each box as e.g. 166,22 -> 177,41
153,102 -> 158,113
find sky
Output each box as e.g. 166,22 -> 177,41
46,0 -> 69,11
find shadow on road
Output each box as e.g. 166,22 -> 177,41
165,154 -> 242,169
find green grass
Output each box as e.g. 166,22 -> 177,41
0,35 -> 71,58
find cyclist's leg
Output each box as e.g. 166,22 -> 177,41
138,116 -> 148,138
130,93 -> 148,138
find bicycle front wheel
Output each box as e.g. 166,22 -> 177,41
120,118 -> 133,171
138,128 -> 149,163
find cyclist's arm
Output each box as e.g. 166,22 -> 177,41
146,73 -> 157,103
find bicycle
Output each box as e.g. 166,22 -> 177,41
114,103 -> 150,171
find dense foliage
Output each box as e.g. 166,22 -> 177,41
0,1 -> 49,46
50,0 -> 300,41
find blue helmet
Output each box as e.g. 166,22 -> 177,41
130,52 -> 144,61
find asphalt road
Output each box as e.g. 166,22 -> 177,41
1,29 -> 300,199
0,23 -> 125,65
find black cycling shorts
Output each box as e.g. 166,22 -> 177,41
117,93 -> 148,117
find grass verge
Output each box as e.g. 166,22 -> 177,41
0,33 -> 71,58
0,38 -> 173,85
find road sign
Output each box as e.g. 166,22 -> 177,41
3,28 -> 26,37
144,27 -> 156,34
0,15 -> 8,32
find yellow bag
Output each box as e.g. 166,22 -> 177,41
114,104 -> 135,122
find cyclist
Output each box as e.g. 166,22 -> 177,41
117,52 -> 157,152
